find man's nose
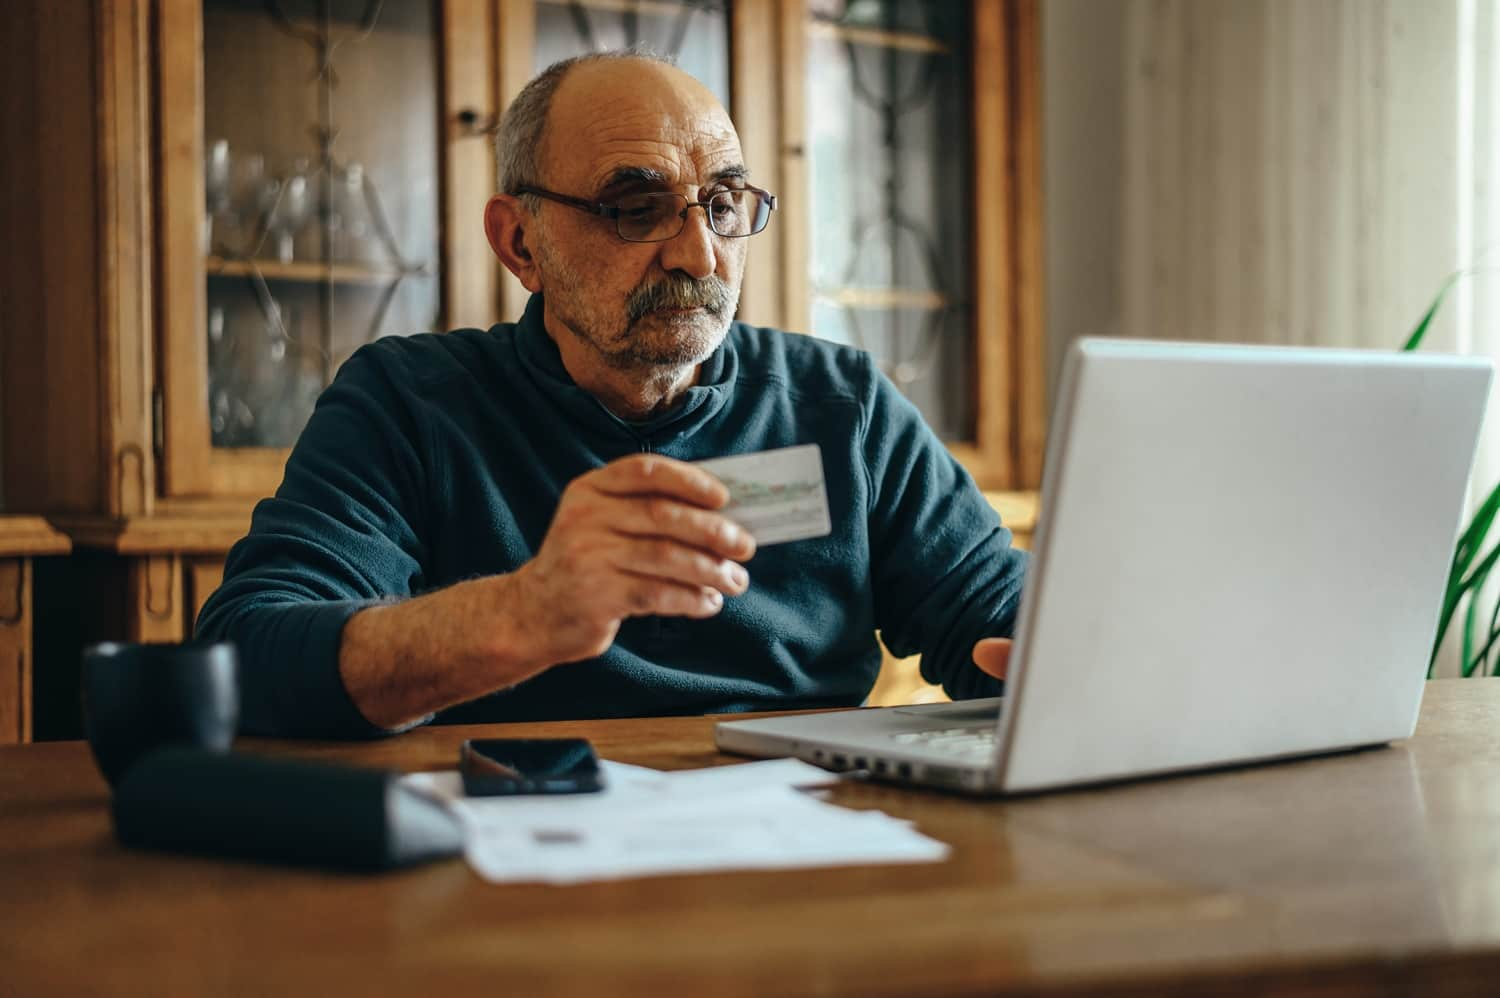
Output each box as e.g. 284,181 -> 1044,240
657,203 -> 718,280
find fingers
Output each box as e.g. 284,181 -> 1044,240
616,573 -> 725,619
605,538 -> 750,597
531,455 -> 759,641
614,496 -> 757,562
592,454 -> 729,509
971,638 -> 1013,680
571,455 -> 756,561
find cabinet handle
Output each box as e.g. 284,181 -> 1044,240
455,108 -> 499,136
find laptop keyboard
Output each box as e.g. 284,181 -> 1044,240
891,726 -> 1000,762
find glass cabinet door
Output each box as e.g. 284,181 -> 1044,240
199,0 -> 443,450
802,1 -> 975,444
531,0 -> 731,99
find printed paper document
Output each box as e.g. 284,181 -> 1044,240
402,758 -> 948,885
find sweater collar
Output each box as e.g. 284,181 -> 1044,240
512,293 -> 737,443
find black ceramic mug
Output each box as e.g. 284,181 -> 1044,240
81,642 -> 239,787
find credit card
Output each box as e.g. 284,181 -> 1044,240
694,444 -> 832,546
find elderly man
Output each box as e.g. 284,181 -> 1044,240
197,52 -> 1026,737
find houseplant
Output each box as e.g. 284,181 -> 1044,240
1403,273 -> 1500,676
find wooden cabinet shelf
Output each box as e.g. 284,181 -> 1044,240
205,256 -> 432,286
538,0 -> 697,16
815,287 -> 952,311
807,19 -> 951,54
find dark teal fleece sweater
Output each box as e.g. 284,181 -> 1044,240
195,295 -> 1028,737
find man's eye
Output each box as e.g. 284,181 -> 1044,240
711,192 -> 746,214
618,199 -> 659,220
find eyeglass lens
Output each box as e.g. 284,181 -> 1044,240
615,190 -> 769,242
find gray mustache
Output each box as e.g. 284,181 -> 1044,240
627,274 -> 733,321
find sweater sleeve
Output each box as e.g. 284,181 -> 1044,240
861,356 -> 1029,700
194,340 -> 433,738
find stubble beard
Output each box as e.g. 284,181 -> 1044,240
538,243 -> 741,372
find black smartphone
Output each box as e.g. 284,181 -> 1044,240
459,738 -> 605,796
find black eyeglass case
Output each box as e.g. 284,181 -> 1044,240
111,748 -> 465,871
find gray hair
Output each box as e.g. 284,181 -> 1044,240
497,49 -> 674,209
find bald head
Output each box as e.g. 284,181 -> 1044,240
542,58 -> 742,203
497,53 -> 741,202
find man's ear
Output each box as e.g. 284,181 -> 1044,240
484,194 -> 544,293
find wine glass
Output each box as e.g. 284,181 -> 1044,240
207,305 -> 226,345
261,298 -> 286,366
209,379 -> 256,446
265,159 -> 311,264
223,153 -> 274,259
330,162 -> 375,264
203,139 -> 231,255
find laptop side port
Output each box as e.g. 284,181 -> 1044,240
920,764 -> 970,791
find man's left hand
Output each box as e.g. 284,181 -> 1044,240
971,638 -> 1012,681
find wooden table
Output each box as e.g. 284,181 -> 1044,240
5,680 -> 1500,996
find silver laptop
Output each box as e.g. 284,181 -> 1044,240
716,338 -> 1493,795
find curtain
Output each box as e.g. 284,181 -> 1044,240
1045,0 -> 1500,674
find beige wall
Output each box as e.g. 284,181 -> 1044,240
1042,0 -> 1127,409
1043,0 -> 1466,402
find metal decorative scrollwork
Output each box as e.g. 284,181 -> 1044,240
562,0 -> 724,58
262,0 -> 431,351
530,0 -> 731,110
809,2 -> 970,438
203,0 -> 437,447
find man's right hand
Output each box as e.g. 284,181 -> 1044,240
339,454 -> 756,730
510,453 -> 757,668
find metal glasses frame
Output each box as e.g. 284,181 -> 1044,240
513,184 -> 777,242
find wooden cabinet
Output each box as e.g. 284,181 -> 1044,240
0,0 -> 1042,735
157,0 -> 493,498
0,519 -> 70,743
782,0 -> 1046,489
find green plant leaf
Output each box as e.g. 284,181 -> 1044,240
1463,562 -> 1489,674
1432,483 -> 1500,641
1432,537 -> 1500,671
1485,588 -> 1500,676
1466,603 -> 1500,676
1406,266 -> 1500,676
1455,482 -> 1500,577
1460,539 -> 1500,593
1402,270 -> 1466,352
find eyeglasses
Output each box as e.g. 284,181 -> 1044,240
514,184 -> 777,242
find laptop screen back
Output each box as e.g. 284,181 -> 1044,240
997,340 -> 1491,793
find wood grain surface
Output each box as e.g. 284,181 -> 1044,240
4,680 -> 1500,994
0,518 -> 68,743
0,517 -> 71,558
